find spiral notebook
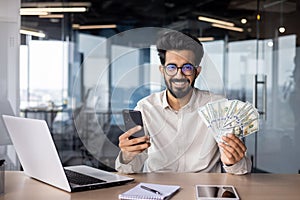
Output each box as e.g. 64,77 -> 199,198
118,183 -> 180,200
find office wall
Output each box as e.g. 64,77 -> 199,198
0,0 -> 20,169
0,0 -> 20,114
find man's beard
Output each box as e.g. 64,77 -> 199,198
165,77 -> 195,99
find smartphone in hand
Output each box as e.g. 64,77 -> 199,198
122,109 -> 145,140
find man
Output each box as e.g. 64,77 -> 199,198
115,30 -> 252,174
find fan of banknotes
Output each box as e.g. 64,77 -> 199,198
198,99 -> 259,143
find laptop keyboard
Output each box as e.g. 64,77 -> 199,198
65,169 -> 106,185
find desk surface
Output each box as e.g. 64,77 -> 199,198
1,171 -> 300,200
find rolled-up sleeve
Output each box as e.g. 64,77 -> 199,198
222,156 -> 252,175
115,151 -> 148,174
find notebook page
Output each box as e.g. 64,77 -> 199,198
119,182 -> 180,200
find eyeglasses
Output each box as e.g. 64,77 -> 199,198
164,63 -> 195,76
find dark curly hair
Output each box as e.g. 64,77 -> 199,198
156,30 -> 204,66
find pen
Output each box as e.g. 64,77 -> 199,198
140,185 -> 163,195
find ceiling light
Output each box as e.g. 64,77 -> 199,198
20,10 -> 48,15
72,24 -> 80,29
20,7 -> 87,14
212,23 -> 244,32
257,14 -> 261,21
21,2 -> 91,7
267,41 -> 273,47
198,16 -> 234,27
73,24 -> 117,29
198,37 -> 214,42
241,18 -> 247,24
20,29 -> 46,38
279,26 -> 286,33
39,14 -> 64,18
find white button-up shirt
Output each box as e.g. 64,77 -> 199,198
115,88 -> 252,174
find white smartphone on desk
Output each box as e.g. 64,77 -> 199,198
196,185 -> 240,200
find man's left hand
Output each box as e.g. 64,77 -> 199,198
218,134 -> 247,166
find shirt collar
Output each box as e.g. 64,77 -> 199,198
162,88 -> 196,111
162,90 -> 169,109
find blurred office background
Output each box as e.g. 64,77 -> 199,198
1,0 -> 300,173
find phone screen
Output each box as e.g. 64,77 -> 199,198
122,109 -> 145,139
196,185 -> 239,199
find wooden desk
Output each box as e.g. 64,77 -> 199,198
1,171 -> 300,200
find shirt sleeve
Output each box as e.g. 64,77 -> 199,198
222,156 -> 252,175
115,103 -> 149,174
115,150 -> 148,174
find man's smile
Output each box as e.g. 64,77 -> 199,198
171,79 -> 190,88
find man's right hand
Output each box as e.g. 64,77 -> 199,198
118,125 -> 151,164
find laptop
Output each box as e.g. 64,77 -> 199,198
2,115 -> 134,192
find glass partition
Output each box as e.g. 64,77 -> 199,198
20,40 -> 69,108
17,1 -> 300,173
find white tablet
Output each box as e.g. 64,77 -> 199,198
195,185 -> 240,200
